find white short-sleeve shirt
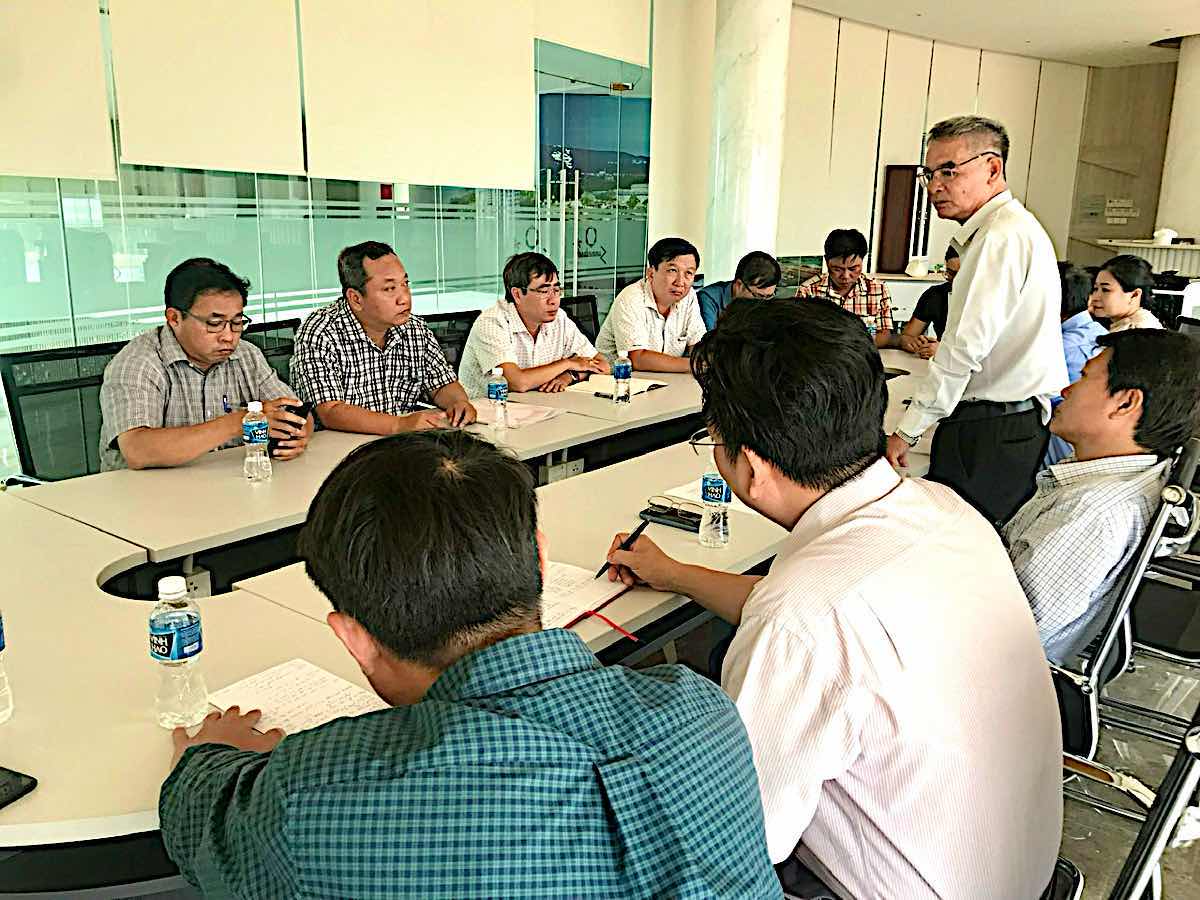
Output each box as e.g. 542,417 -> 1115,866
595,279 -> 706,362
458,300 -> 596,398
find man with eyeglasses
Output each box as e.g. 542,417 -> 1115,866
886,115 -> 1067,525
99,257 -> 312,471
457,252 -> 609,398
696,250 -> 782,331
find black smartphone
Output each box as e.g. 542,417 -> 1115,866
638,503 -> 701,534
268,401 -> 313,458
0,765 -> 37,811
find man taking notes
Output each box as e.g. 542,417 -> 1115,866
696,250 -> 781,331
604,300 -> 1062,899
291,241 -> 476,434
886,116 -> 1067,524
98,258 -> 312,470
159,431 -> 781,899
595,237 -> 706,373
458,252 -> 608,397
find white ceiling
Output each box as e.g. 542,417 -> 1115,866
796,1 -> 1199,67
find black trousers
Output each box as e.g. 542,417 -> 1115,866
926,402 -> 1049,527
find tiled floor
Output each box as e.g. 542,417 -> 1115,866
1063,653 -> 1200,899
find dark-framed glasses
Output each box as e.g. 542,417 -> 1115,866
916,152 -> 1000,186
646,494 -> 703,517
688,428 -> 724,455
182,311 -> 252,333
528,284 -> 563,297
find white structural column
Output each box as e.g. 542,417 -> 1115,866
1158,35 -> 1200,237
704,0 -> 791,281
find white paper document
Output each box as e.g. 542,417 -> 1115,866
541,561 -> 629,630
663,478 -> 752,513
208,658 -> 388,735
474,402 -> 562,428
563,374 -> 668,397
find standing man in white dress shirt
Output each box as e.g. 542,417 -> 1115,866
457,252 -> 609,398
603,300 -> 1062,899
594,237 -> 706,373
886,116 -> 1068,524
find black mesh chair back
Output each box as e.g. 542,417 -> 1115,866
0,340 -> 128,480
424,309 -> 482,371
241,318 -> 300,385
561,294 -> 600,343
1177,316 -> 1200,337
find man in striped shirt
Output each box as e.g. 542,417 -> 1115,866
1004,329 -> 1200,664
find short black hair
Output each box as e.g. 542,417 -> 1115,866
502,252 -> 558,303
734,251 -> 781,288
1059,262 -> 1092,319
823,229 -> 869,262
338,240 -> 398,298
691,298 -> 885,491
163,258 -> 249,313
1100,254 -> 1155,307
647,237 -> 700,270
297,431 -> 543,666
1097,329 -> 1200,458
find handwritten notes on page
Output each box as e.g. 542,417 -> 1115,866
542,561 -> 629,630
563,374 -> 667,397
208,658 -> 387,735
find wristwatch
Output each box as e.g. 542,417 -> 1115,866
895,429 -> 921,447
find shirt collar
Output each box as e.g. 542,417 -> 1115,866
782,458 -> 902,558
500,300 -> 537,337
156,323 -> 247,370
424,628 -> 602,703
1042,453 -> 1165,487
817,273 -> 865,299
1061,310 -> 1098,334
952,189 -> 1013,250
335,297 -> 405,349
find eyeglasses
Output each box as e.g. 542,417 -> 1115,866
688,428 -> 724,455
746,285 -> 776,299
527,284 -> 563,297
181,311 -> 252,333
916,152 -> 1000,186
646,494 -> 703,517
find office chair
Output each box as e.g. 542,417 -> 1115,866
560,294 -> 600,343
424,309 -> 482,371
242,318 -> 300,384
0,340 -> 128,481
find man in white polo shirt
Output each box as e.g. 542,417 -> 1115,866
458,253 -> 609,398
595,237 -> 706,373
885,115 -> 1068,525
603,299 -> 1062,899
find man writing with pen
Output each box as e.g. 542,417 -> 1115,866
98,258 -> 313,471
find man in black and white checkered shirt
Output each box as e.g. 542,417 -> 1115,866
1004,329 -> 1200,664
291,242 -> 476,435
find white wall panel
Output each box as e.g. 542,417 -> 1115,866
0,0 -> 114,179
977,51 -> 1040,200
648,0 -> 715,256
110,0 -> 304,175
827,21 -> 887,248
776,7 -> 839,254
1026,61 -> 1088,256
925,41 -> 981,264
536,0 -> 650,67
872,31 -> 933,264
300,0 -> 535,189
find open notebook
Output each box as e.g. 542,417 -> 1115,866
542,560 -> 630,630
208,658 -> 388,735
564,374 -> 667,398
474,402 -> 562,428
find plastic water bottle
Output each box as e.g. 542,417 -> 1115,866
0,608 -> 12,725
487,367 -> 509,429
149,576 -> 208,729
242,401 -> 272,482
612,352 -> 633,405
698,471 -> 732,548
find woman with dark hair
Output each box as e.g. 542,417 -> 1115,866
1088,254 -> 1162,332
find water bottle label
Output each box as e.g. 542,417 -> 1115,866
487,382 -> 508,402
242,419 -> 268,445
701,473 -> 732,504
0,614 -> 5,653
149,614 -> 203,661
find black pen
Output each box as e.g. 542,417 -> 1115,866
596,519 -> 650,579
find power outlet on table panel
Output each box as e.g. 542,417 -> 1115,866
539,458 -> 585,483
185,568 -> 212,599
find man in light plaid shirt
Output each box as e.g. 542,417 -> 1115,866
291,241 -> 476,434
799,228 -> 926,356
1004,329 -> 1200,663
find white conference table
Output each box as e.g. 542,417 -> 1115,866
508,371 -> 702,425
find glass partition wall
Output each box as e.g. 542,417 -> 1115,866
0,39 -> 651,479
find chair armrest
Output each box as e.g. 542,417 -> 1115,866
1064,753 -> 1156,810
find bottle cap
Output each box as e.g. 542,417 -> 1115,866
618,351 -> 629,359
158,575 -> 188,599
492,367 -> 503,376
247,401 -> 263,412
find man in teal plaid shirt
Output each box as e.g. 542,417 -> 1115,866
159,431 -> 780,898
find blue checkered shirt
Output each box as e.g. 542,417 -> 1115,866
290,299 -> 457,415
159,629 -> 781,899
